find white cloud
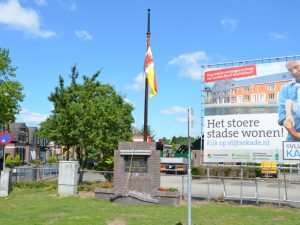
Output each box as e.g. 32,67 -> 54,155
220,17 -> 238,31
126,73 -> 145,91
161,106 -> 187,115
0,0 -> 55,38
176,117 -> 188,123
168,51 -> 208,80
74,30 -> 93,40
34,0 -> 47,6
58,0 -> 77,11
269,32 -> 288,40
19,108 -> 48,125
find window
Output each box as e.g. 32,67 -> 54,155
231,96 -> 236,103
243,95 -> 250,102
259,93 -> 265,102
231,89 -> 236,94
268,84 -> 275,90
237,95 -> 243,103
251,94 -> 257,102
243,87 -> 250,92
268,93 -> 275,100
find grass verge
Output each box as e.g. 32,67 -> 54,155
0,189 -> 299,225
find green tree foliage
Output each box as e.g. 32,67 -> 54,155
14,153 -> 20,166
38,65 -> 134,181
0,48 -> 24,126
171,136 -> 196,145
133,125 -> 156,141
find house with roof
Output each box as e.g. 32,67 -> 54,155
2,123 -> 50,165
210,72 -> 293,105
4,122 -> 29,164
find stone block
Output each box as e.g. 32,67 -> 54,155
58,161 -> 78,196
0,169 -> 12,197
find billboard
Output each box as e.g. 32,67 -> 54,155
203,60 -> 300,164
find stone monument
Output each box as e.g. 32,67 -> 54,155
0,169 -> 12,197
95,141 -> 180,205
58,161 -> 78,196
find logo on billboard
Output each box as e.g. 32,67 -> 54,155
232,153 -> 250,160
207,153 -> 212,159
283,142 -> 300,160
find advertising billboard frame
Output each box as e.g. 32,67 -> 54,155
200,55 -> 300,165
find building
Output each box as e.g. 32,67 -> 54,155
1,123 -> 50,166
5,122 -> 29,163
210,72 -> 293,105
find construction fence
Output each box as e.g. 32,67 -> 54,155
178,164 -> 300,208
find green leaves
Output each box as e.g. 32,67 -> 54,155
39,65 -> 134,172
0,48 -> 24,125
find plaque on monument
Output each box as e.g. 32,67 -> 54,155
124,155 -> 148,173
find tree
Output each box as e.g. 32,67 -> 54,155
0,48 -> 24,127
38,65 -> 134,182
133,125 -> 156,141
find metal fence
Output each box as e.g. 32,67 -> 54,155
7,163 -> 300,208
178,165 -> 300,208
11,164 -> 59,182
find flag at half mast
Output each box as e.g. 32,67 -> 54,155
144,46 -> 158,97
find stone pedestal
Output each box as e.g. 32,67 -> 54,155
58,161 -> 78,196
0,169 -> 12,197
114,142 -> 160,196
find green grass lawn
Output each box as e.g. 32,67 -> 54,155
0,189 -> 299,225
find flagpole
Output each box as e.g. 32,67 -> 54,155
143,9 -> 151,142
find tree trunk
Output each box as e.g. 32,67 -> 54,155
78,154 -> 87,183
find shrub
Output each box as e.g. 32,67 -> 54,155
224,167 -> 232,177
47,155 -> 58,164
78,181 -> 114,192
14,154 -> 21,166
244,168 -> 256,178
5,154 -> 12,167
98,181 -> 114,189
209,167 -> 220,176
34,159 -> 41,167
13,181 -> 57,191
191,166 -> 205,178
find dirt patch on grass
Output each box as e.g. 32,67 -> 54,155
107,218 -> 126,225
180,199 -> 209,206
78,191 -> 95,198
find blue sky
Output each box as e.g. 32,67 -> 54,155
1,0 -> 300,140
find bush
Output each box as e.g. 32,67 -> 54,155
98,181 -> 114,189
224,167 -> 232,177
78,181 -> 114,192
34,159 -> 41,167
191,166 -> 205,178
47,155 -> 58,164
14,154 -> 21,166
13,181 -> 57,191
209,167 -> 220,176
5,154 -> 12,167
